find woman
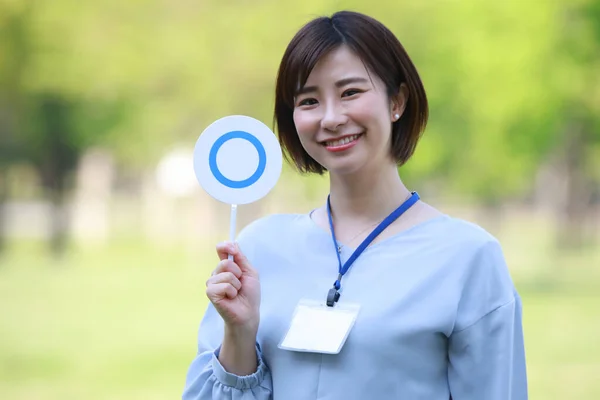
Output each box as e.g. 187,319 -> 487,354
183,10 -> 528,400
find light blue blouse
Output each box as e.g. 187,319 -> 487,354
182,212 -> 528,399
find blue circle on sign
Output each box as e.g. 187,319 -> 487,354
209,131 -> 267,189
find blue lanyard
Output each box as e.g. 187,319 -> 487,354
325,191 -> 420,306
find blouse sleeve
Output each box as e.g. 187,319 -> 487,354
181,303 -> 273,400
447,238 -> 528,399
448,294 -> 528,399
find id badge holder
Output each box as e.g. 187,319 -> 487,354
278,299 -> 360,354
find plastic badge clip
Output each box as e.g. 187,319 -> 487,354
326,288 -> 341,307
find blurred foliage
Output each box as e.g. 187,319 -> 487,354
1,0 -> 598,171
1,0 -> 600,248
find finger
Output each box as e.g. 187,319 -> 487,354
206,272 -> 242,291
231,243 -> 258,278
213,259 -> 242,279
216,241 -> 236,261
206,282 -> 238,301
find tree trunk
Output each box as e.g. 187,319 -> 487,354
48,185 -> 69,257
0,169 -> 7,255
39,157 -> 70,258
478,199 -> 505,238
556,121 -> 593,249
35,94 -> 78,258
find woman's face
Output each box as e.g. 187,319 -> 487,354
292,45 -> 405,176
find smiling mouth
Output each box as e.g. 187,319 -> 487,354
322,133 -> 363,147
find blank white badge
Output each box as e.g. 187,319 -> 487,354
193,115 -> 283,205
279,299 -> 360,354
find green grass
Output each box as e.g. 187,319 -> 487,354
0,234 -> 599,399
0,239 -> 211,400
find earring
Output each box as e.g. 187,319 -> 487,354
394,113 -> 400,120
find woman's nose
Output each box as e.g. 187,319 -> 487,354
320,103 -> 348,132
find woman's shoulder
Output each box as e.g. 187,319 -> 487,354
435,214 -> 516,292
414,212 -> 512,283
235,212 -> 314,259
237,212 -> 310,240
414,202 -> 499,251
425,210 -> 502,254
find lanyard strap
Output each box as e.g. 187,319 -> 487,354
325,191 -> 420,306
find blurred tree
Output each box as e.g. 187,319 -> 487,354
379,0 -> 600,246
549,0 -> 600,247
0,0 -> 129,255
1,0 -> 598,254
27,94 -> 79,255
0,0 -> 32,253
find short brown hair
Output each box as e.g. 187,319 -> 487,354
274,11 -> 429,174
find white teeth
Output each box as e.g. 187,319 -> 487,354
325,134 -> 360,147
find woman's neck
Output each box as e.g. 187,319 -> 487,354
328,164 -> 411,224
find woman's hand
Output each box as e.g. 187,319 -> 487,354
206,241 -> 261,335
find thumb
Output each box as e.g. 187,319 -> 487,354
233,243 -> 258,278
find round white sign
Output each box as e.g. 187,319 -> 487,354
193,115 -> 283,205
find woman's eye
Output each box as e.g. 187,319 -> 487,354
298,98 -> 318,106
342,89 -> 361,97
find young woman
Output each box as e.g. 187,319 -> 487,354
182,11 -> 528,400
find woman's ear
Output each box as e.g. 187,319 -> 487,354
391,83 -> 409,122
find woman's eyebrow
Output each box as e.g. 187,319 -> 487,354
334,77 -> 369,87
296,76 -> 369,96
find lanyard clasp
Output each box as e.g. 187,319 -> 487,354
326,287 -> 341,307
326,273 -> 343,307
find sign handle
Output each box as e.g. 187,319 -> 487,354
228,204 -> 238,261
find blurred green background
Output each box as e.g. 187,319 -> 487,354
1,0 -> 599,399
